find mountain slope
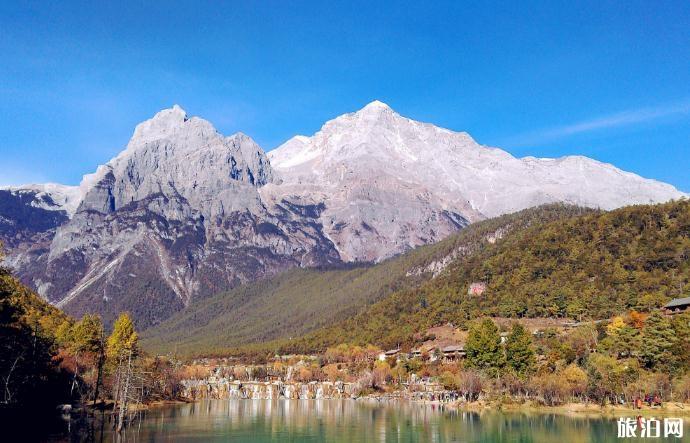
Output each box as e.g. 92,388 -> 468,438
141,204 -> 587,356
5,106 -> 340,328
283,199 -> 690,352
268,101 -> 685,261
1,101 -> 685,329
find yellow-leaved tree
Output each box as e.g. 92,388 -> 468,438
107,312 -> 139,432
107,312 -> 138,362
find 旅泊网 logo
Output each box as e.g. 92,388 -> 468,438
617,417 -> 683,438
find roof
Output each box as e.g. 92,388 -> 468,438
664,297 -> 690,309
442,345 -> 465,352
384,349 -> 401,355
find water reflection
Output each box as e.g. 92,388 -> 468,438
54,399 -> 687,442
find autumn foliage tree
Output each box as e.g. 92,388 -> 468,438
0,248 -> 72,418
56,314 -> 105,397
107,312 -> 138,362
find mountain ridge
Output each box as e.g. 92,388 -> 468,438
266,100 -> 684,261
157,199 -> 687,358
1,101 -> 685,328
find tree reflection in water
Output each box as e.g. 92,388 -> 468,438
55,399 -> 686,442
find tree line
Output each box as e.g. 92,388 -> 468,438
439,313 -> 690,406
0,253 -> 184,432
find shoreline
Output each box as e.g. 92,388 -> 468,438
442,400 -> 690,417
84,398 -> 192,413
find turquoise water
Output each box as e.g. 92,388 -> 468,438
61,399 -> 688,442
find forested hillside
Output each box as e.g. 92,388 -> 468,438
284,199 -> 689,352
0,255 -> 73,419
142,204 -> 588,356
0,248 -> 185,433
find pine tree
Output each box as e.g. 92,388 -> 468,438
639,311 -> 676,370
670,312 -> 690,374
465,318 -> 505,376
505,323 -> 535,376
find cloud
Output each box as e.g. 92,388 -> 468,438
503,100 -> 690,147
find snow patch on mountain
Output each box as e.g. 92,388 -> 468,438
1,183 -> 83,216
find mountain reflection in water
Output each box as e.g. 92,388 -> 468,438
52,399 -> 685,442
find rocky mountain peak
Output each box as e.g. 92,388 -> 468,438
324,99 -> 398,130
128,105 -> 218,149
269,101 -> 476,173
72,106 -> 275,218
267,102 -> 686,262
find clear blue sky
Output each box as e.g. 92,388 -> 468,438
1,1 -> 689,191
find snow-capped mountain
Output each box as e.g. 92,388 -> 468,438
268,100 -> 685,260
1,101 -> 685,327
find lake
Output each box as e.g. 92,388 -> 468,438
49,399 -> 687,442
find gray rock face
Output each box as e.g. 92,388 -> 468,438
1,101 -> 685,327
77,105 -> 274,218
3,106 -> 338,327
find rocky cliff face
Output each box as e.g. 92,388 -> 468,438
1,102 -> 685,327
3,106 -> 339,327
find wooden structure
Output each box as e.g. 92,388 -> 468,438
663,297 -> 690,315
378,348 -> 401,361
440,345 -> 466,361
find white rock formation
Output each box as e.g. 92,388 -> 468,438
76,104 -> 273,218
3,106 -> 338,326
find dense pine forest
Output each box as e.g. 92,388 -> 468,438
285,200 -> 689,352
171,200 -> 688,358
165,200 -> 688,410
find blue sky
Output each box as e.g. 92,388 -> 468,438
1,1 -> 688,191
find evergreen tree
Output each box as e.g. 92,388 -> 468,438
600,321 -> 641,359
505,323 -> 535,375
670,312 -> 690,373
465,318 -> 505,376
639,311 -> 677,370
